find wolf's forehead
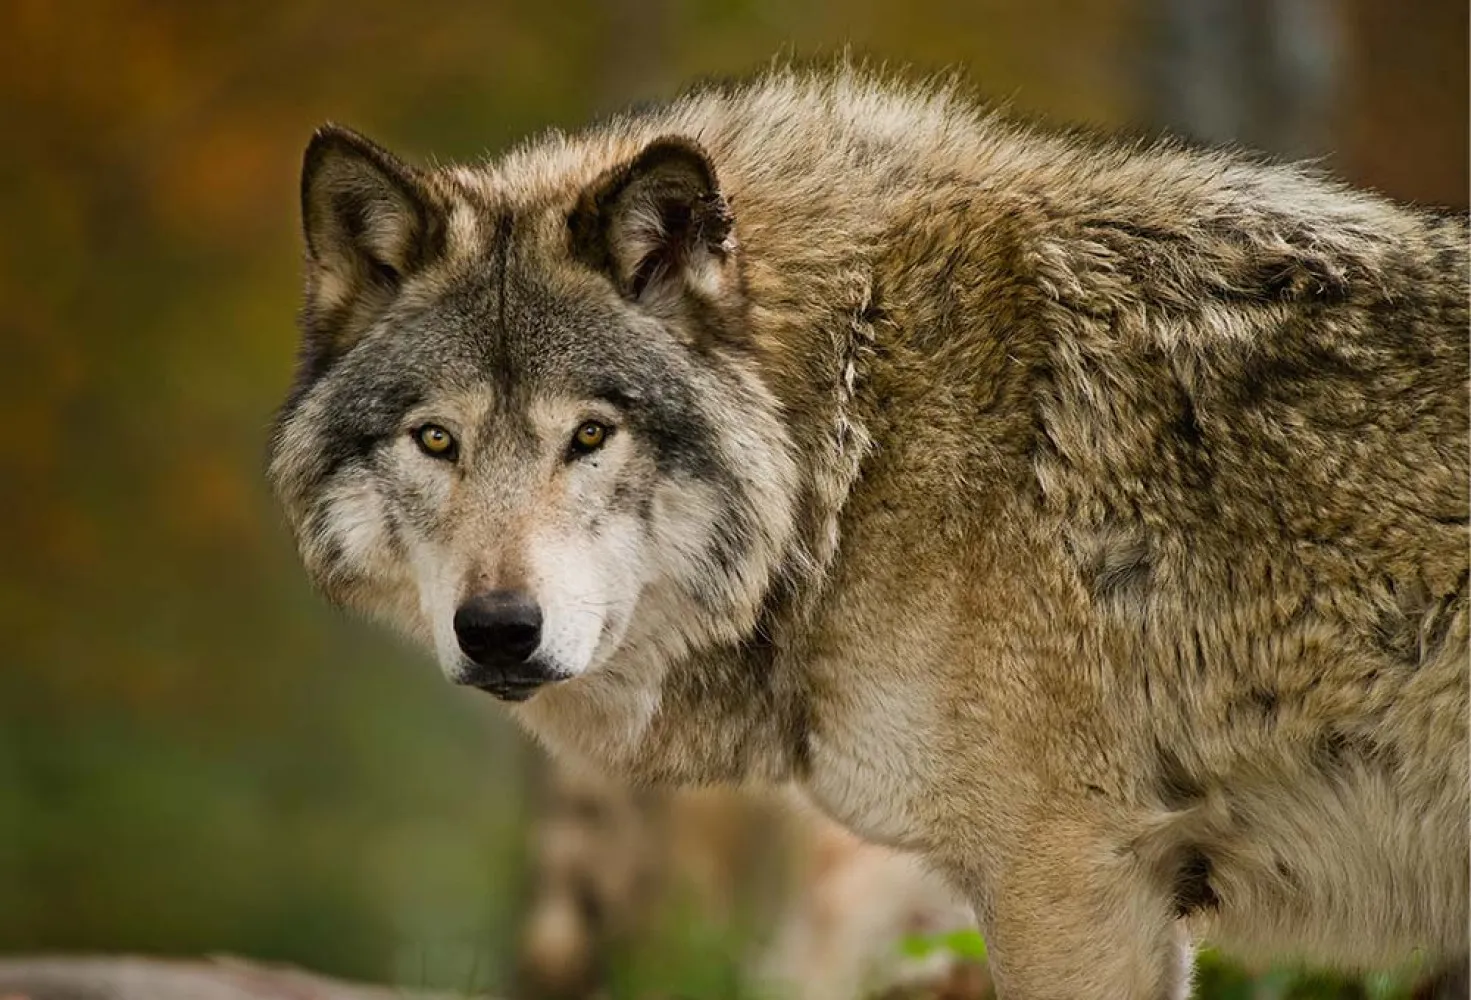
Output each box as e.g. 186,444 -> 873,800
393,260 -> 654,405
371,181 -> 695,414
437,159 -> 598,259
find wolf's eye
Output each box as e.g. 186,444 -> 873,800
568,420 -> 611,457
415,424 -> 458,460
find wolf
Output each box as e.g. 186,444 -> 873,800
268,66 -> 1470,998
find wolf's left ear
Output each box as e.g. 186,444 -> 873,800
569,136 -> 737,304
298,125 -> 443,357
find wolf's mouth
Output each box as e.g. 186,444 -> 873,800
463,666 -> 569,703
474,678 -> 546,703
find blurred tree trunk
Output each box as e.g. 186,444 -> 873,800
1146,0 -> 1338,158
1340,0 -> 1469,208
0,956 -> 469,1000
1146,0 -> 1468,207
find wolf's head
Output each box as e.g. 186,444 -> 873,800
269,125 -> 799,704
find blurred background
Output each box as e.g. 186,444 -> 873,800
1,1 -> 1465,997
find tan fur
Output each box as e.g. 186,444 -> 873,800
273,65 -> 1470,999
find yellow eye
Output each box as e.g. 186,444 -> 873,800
571,420 -> 610,455
415,424 -> 457,459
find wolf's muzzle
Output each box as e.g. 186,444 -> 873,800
453,590 -> 553,701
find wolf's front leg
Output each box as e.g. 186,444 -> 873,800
972,817 -> 1194,1000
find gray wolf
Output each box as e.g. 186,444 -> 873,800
268,65 -> 1470,998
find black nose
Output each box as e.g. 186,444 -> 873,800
454,590 -> 543,669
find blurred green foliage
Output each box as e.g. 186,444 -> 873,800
1192,948 -> 1424,1000
0,1 -> 1461,996
900,929 -> 988,963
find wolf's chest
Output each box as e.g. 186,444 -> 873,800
801,696 -> 937,850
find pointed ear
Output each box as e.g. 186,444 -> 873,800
569,137 -> 737,303
298,125 -> 443,361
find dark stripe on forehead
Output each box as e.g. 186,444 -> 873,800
493,210 -> 515,399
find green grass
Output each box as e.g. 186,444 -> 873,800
891,932 -> 1428,1000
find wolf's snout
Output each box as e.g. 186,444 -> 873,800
453,591 -> 545,696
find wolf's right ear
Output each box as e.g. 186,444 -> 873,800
568,137 -> 737,307
298,125 -> 443,361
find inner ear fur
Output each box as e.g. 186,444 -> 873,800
569,136 -> 736,301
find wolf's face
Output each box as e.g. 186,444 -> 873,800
270,128 -> 798,703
